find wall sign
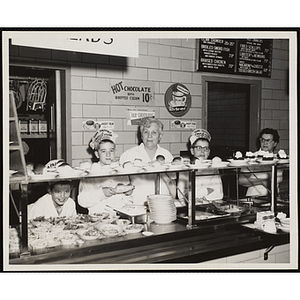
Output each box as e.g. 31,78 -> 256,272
82,119 -> 115,131
110,80 -> 155,105
164,83 -> 191,117
9,31 -> 139,57
198,38 -> 273,77
127,109 -> 155,125
171,119 -> 196,130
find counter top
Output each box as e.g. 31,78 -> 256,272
9,215 -> 289,265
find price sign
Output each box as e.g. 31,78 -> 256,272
198,38 -> 273,77
109,80 -> 155,105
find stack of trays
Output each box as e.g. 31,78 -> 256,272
147,194 -> 177,224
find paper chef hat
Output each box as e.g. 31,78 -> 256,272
189,129 -> 211,145
89,129 -> 118,150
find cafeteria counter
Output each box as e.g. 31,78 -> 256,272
9,214 -> 289,265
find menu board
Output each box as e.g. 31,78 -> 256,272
198,38 -> 272,77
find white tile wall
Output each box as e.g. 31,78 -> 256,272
9,37 -> 290,164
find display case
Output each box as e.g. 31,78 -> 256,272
8,158 -> 289,263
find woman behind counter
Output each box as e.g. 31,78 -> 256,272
238,128 -> 283,197
177,129 -> 223,205
78,129 -> 134,214
119,117 -> 176,205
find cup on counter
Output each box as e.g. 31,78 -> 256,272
261,220 -> 277,233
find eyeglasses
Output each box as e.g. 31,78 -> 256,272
262,215 -> 274,221
260,138 -> 274,144
193,146 -> 210,152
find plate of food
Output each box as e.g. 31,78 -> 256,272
29,172 -> 58,180
228,160 -> 249,167
115,166 -> 142,174
115,219 -> 131,230
124,224 -> 144,234
277,159 -> 289,164
114,205 -> 147,217
96,224 -> 122,237
211,161 -> 230,168
114,184 -> 135,194
257,159 -> 278,165
77,227 -> 103,241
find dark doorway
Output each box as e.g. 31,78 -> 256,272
202,76 -> 262,160
202,76 -> 262,199
207,81 -> 250,159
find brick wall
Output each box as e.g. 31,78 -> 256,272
9,38 -> 289,166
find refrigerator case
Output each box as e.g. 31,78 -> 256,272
9,68 -> 62,166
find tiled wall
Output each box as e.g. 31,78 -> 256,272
9,38 -> 289,166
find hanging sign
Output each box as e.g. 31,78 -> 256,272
110,80 -> 155,105
9,31 -> 139,57
164,83 -> 191,117
127,109 -> 155,125
171,119 -> 196,130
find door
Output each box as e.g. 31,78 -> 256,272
202,76 -> 262,159
202,76 -> 262,199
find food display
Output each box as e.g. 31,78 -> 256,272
22,212 -> 130,253
211,156 -> 229,168
245,151 -> 255,159
234,151 -> 244,160
277,149 -> 287,159
262,152 -> 275,161
124,224 -> 144,234
96,224 -> 123,237
76,227 -> 104,241
57,163 -> 86,177
243,211 -> 289,234
9,227 -> 20,254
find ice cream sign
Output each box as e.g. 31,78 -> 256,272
110,80 -> 155,105
164,83 -> 191,117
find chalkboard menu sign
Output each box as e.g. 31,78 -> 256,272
198,38 -> 272,77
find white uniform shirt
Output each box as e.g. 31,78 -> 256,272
78,175 -> 132,214
178,169 -> 223,201
28,193 -> 77,220
119,143 -> 174,205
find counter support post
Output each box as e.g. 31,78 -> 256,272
271,164 -> 277,214
20,183 -> 30,257
155,173 -> 160,194
187,170 -> 196,228
236,168 -> 240,204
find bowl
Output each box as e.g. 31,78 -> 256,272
115,219 -> 131,230
124,224 -> 144,234
77,228 -> 103,241
96,224 -> 122,237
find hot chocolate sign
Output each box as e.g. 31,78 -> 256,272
164,83 -> 191,117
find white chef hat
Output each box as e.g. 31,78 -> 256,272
189,129 -> 211,145
89,129 -> 118,150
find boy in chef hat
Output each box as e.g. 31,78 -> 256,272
177,128 -> 223,205
189,129 -> 211,145
188,129 -> 212,163
89,129 -> 118,151
78,128 -> 134,215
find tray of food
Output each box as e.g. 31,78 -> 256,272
108,204 -> 147,217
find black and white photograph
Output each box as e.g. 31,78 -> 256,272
2,28 -> 298,274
